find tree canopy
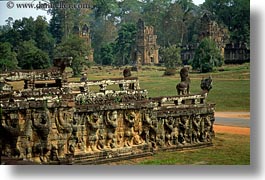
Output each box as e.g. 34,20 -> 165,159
191,38 -> 223,73
0,0 -> 249,71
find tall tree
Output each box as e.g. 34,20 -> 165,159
0,42 -> 17,72
34,16 -> 55,59
191,38 -> 223,73
118,0 -> 143,24
114,23 -> 137,65
100,43 -> 115,65
17,40 -> 50,69
54,36 -> 91,76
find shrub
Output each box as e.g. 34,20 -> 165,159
191,38 -> 223,73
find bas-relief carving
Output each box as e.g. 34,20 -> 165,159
0,105 -> 215,163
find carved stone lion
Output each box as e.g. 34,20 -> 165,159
176,67 -> 191,95
200,76 -> 213,93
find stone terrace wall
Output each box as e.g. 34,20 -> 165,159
0,77 -> 215,164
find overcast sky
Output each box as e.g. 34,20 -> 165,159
0,0 -> 205,26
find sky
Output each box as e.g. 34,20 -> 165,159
0,0 -> 206,26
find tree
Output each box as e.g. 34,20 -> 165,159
114,23 -> 137,65
0,16 -> 55,64
0,42 -> 17,72
160,45 -> 181,75
54,36 -> 91,76
191,38 -> 223,73
202,0 -> 250,45
100,43 -> 115,65
118,0 -> 143,24
34,16 -> 55,59
17,40 -> 50,69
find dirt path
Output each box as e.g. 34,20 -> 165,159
215,112 -> 250,119
214,112 -> 250,135
214,125 -> 250,135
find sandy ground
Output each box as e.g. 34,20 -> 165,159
214,125 -> 250,135
215,112 -> 250,119
214,112 -> 250,135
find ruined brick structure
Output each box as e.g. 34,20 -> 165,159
180,44 -> 198,65
0,59 -> 215,165
132,19 -> 160,67
181,13 -> 249,64
199,13 -> 229,57
224,42 -> 250,64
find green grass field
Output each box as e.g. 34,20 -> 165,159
107,132 -> 250,165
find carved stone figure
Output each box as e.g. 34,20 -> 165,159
200,76 -> 213,94
176,67 -> 191,95
123,67 -> 132,78
191,115 -> 201,143
149,117 -> 159,149
32,110 -> 50,162
1,113 -> 21,158
86,112 -> 101,152
202,115 -> 214,142
141,111 -> 152,145
55,108 -> 73,155
171,117 -> 179,145
124,111 -> 135,147
105,111 -> 118,149
164,117 -> 174,146
179,115 -> 191,144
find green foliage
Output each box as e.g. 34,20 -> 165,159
191,38 -> 223,73
100,43 -> 115,65
0,42 -> 18,72
202,0 -> 250,45
34,16 -> 55,58
0,16 -> 54,70
17,40 -> 50,69
114,23 -> 137,65
54,36 -> 91,76
161,45 -> 181,69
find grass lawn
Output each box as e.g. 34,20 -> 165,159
107,132 -> 250,165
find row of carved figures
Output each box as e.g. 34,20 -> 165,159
0,108 -> 214,163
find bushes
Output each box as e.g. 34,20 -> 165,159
191,38 -> 223,73
164,68 -> 177,76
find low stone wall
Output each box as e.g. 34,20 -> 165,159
0,88 -> 215,165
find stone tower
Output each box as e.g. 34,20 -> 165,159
132,19 -> 160,66
199,13 -> 229,57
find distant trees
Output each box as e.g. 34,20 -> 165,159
0,16 -> 54,71
114,23 -> 137,65
0,0 -> 249,71
160,45 -> 181,75
191,38 -> 223,73
100,43 -> 115,65
202,0 -> 250,46
17,40 -> 50,69
54,36 -> 91,76
0,42 -> 17,72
